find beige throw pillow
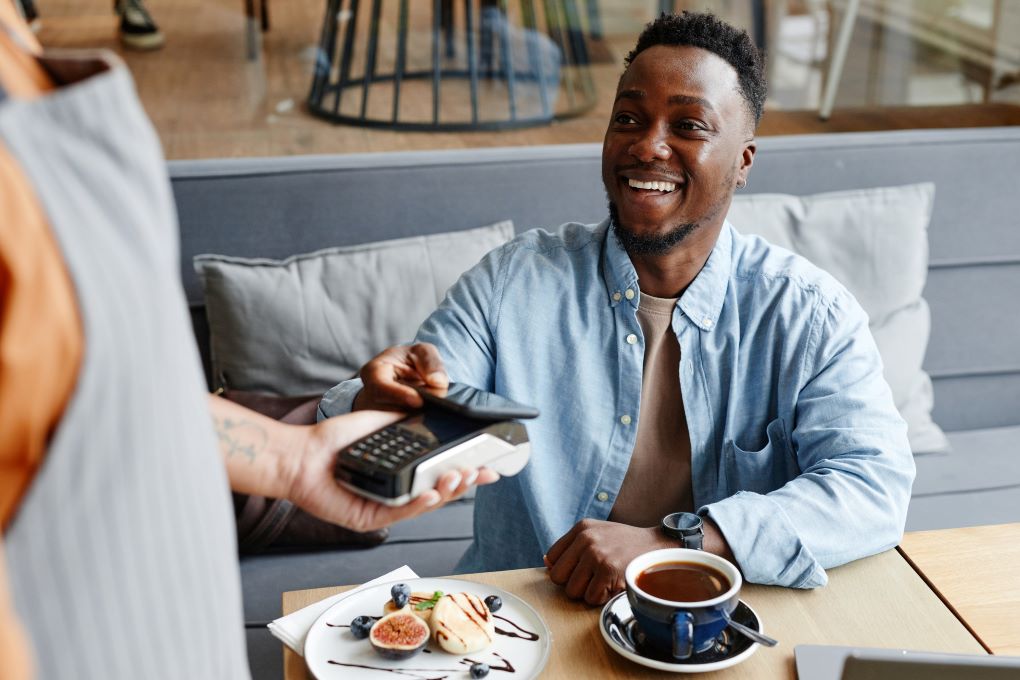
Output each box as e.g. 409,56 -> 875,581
195,221 -> 514,395
727,183 -> 949,453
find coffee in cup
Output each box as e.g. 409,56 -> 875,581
635,560 -> 731,601
625,548 -> 742,660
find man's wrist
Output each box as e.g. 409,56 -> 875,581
649,526 -> 681,550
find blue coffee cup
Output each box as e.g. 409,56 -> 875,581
624,548 -> 742,660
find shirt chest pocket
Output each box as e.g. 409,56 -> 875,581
723,418 -> 799,495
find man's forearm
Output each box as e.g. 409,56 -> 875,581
208,395 -> 303,499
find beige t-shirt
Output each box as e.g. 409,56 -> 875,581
609,292 -> 693,526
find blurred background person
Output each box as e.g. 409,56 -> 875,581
13,0 -> 164,49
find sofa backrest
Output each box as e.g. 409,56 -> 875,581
171,127 -> 1020,433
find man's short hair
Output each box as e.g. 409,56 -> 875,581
625,12 -> 767,128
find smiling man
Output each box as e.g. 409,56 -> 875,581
321,12 -> 915,603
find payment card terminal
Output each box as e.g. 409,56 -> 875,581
333,384 -> 538,506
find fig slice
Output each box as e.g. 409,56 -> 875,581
369,607 -> 430,660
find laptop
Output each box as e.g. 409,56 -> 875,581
795,644 -> 1020,680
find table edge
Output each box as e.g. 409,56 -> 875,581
895,544 -> 993,655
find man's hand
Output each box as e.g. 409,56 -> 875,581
544,519 -> 676,606
285,410 -> 499,533
354,343 -> 449,411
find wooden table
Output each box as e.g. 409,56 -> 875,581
899,523 -> 1020,656
281,545 -> 986,679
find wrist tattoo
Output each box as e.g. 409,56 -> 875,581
214,416 -> 267,464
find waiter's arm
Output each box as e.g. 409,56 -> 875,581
0,4 -> 50,678
208,396 -> 498,533
0,541 -> 33,679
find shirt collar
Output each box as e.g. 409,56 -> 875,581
677,222 -> 733,332
601,218 -> 734,331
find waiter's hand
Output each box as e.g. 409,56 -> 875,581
354,343 -> 449,411
544,519 -> 676,606
286,409 -> 498,532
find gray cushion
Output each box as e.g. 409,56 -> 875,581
239,498 -> 473,622
906,425 -> 1020,531
195,221 -> 514,394
240,537 -> 472,623
246,628 -> 281,680
912,426 -> 1020,496
727,183 -> 949,453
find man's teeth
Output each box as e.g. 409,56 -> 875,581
628,178 -> 678,192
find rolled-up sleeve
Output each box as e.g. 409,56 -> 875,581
703,290 -> 915,588
317,377 -> 364,421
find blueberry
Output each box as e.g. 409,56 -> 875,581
391,583 -> 411,609
469,662 -> 490,678
349,615 -> 373,639
484,595 -> 502,613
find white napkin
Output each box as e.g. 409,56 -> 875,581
268,565 -> 419,656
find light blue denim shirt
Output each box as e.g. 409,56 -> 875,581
320,219 -> 915,588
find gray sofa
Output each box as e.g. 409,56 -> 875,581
171,126 -> 1020,676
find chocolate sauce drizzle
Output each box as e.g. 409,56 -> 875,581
462,653 -> 515,673
325,660 -> 447,680
327,652 -> 516,679
493,615 -> 540,642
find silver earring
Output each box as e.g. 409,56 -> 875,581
737,179 -> 747,189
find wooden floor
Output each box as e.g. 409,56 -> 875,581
33,0 -> 1020,159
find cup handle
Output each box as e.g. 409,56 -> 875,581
671,611 -> 694,660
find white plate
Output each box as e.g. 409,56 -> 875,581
599,593 -> 763,673
305,577 -> 551,679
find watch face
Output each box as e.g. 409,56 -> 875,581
665,512 -> 702,533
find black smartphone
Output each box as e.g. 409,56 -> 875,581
416,383 -> 539,420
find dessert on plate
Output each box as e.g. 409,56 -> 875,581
430,591 -> 496,654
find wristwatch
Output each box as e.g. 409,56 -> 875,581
661,512 -> 704,550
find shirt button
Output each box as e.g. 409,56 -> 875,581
624,289 -> 635,300
625,333 -> 638,345
703,317 -> 714,328
596,491 -> 610,502
620,414 -> 632,425
612,291 -> 622,302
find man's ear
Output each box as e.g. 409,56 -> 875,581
737,140 -> 756,187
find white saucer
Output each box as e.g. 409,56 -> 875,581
599,593 -> 764,673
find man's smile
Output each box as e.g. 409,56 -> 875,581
628,178 -> 678,193
615,170 -> 686,212
618,165 -> 685,199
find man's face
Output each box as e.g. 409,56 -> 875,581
602,44 -> 755,255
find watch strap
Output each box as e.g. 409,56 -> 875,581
679,531 -> 703,551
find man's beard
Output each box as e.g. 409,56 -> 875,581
609,201 -> 699,256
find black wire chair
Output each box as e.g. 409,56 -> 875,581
307,0 -> 597,131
